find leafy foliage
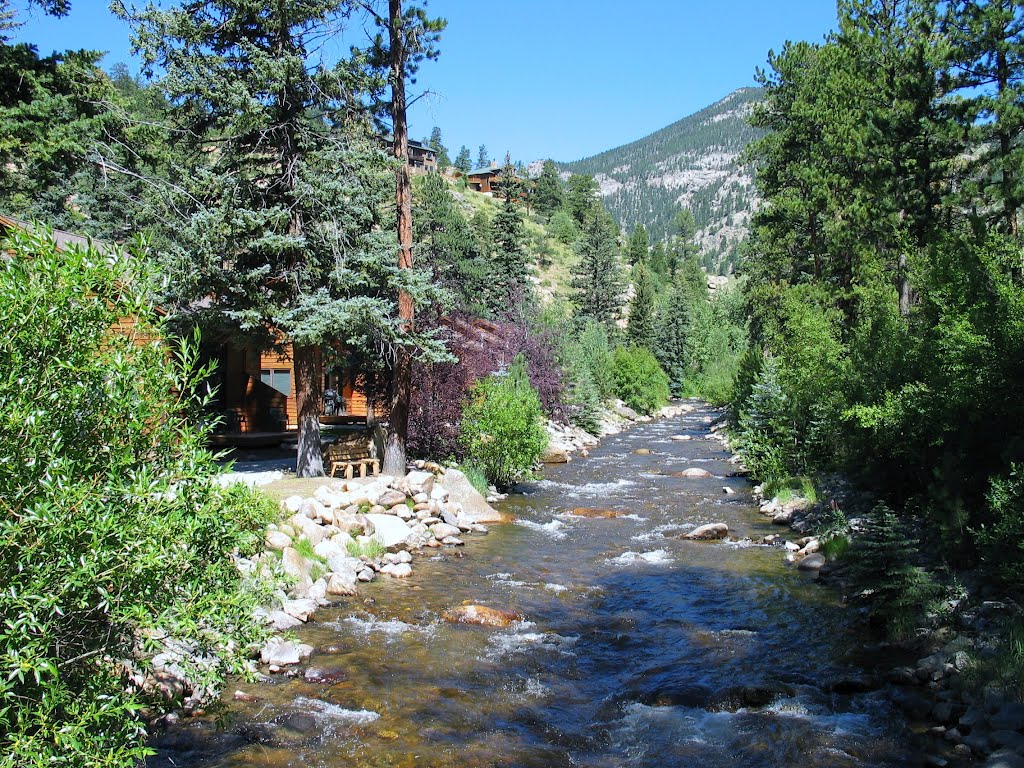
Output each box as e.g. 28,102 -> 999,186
459,355 -> 548,487
0,229 -> 274,767
610,345 -> 670,415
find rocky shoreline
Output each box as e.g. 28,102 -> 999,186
711,424 -> 1024,768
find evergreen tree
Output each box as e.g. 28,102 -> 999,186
454,144 -> 471,173
491,192 -> 529,302
627,261 -> 656,347
565,173 -> 600,226
533,159 -> 564,215
428,125 -> 450,170
477,143 -> 488,168
649,240 -> 669,280
413,172 -> 495,316
572,204 -> 626,330
626,223 -> 650,265
123,0 -> 441,477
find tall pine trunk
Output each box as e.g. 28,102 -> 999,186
294,344 -> 325,477
382,0 -> 413,477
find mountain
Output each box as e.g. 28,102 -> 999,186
561,87 -> 763,274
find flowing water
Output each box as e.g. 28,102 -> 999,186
149,404 -> 922,768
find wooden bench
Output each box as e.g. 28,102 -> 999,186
324,441 -> 380,479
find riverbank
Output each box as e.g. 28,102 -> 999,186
723,434 -> 1024,768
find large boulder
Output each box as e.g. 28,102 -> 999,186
281,547 -> 311,581
614,402 -> 640,420
439,468 -> 511,524
442,604 -> 524,628
260,639 -> 313,666
673,468 -> 713,479
430,522 -> 461,540
682,523 -> 729,540
404,470 -> 435,496
541,440 -> 571,464
797,553 -> 826,571
281,598 -> 317,622
265,529 -> 292,551
363,514 -> 413,548
326,571 -> 358,596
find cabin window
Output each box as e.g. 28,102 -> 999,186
260,368 -> 291,397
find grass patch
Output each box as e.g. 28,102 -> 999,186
346,537 -> 386,560
461,463 -> 490,497
768,475 -> 818,504
292,536 -> 326,564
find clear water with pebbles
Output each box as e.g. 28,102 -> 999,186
147,404 -> 920,768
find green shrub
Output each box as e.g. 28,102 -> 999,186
735,355 -> 796,488
459,355 -> 548,488
0,229 -> 275,766
548,210 -> 579,245
562,357 -> 603,434
976,464 -> 1024,590
345,538 -> 386,560
610,345 -> 670,415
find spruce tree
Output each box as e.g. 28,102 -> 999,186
653,278 -> 695,396
490,192 -> 529,306
454,144 -> 471,173
627,262 -> 656,347
565,173 -> 600,226
626,223 -> 650,265
477,143 -> 489,169
572,204 -> 626,331
534,159 -> 564,215
428,125 -> 450,170
123,0 -> 440,476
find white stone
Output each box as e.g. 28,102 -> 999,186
682,523 -> 729,540
308,578 -> 328,605
326,571 -> 358,596
430,522 -> 461,540
260,639 -> 313,666
282,495 -> 304,514
397,550 -> 412,564
314,540 -> 344,561
282,598 -> 317,622
390,563 -> 412,578
363,514 -> 413,548
268,610 -> 303,631
405,470 -> 435,496
265,530 -> 292,551
281,547 -> 311,581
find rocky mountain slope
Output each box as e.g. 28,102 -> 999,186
561,87 -> 763,274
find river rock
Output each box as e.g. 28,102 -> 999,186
441,536 -> 464,546
797,553 -> 826,571
633,448 -> 653,455
773,510 -> 794,525
268,610 -> 303,631
671,434 -> 692,441
281,547 -> 311,581
673,468 -> 713,479
722,486 -> 735,495
299,498 -> 327,521
363,514 -> 412,547
443,604 -> 524,627
571,507 -> 627,519
614,403 -> 640,420
390,563 -> 412,578
357,568 -> 375,582
984,749 -> 1024,768
282,495 -> 304,514
282,598 -> 317,622
682,523 -> 729,540
439,468 -> 511,524
992,703 -> 1024,732
542,441 -> 571,463
431,522 -> 461,539
314,540 -> 345,561
405,470 -> 435,496
288,514 -> 327,547
265,530 -> 292,551
378,489 -> 407,508
303,665 -> 347,684
260,639 -> 313,666
397,550 -> 412,563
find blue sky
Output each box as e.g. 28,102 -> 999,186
14,0 -> 838,163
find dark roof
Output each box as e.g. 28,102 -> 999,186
0,213 -> 114,255
467,166 -> 500,177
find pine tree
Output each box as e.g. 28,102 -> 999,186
454,144 -> 471,173
626,223 -> 650,265
572,205 -> 626,330
428,125 -> 450,170
653,278 -> 695,396
627,262 -> 656,347
565,173 -> 600,226
533,159 -> 564,215
123,0 -> 442,476
477,143 -> 488,169
491,192 -> 529,305
649,240 -> 669,280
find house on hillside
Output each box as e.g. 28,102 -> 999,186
464,162 -> 504,194
408,139 -> 438,174
1,213 -> 384,438
204,340 -> 385,434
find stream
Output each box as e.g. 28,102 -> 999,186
149,404 -> 921,767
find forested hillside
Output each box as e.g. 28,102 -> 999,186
562,87 -> 763,273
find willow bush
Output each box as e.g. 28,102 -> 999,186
0,229 -> 274,767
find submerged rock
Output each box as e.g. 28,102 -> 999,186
682,523 -> 729,540
672,468 -> 713,479
260,639 -> 313,666
442,604 -> 524,628
570,507 -> 628,519
797,553 -> 826,571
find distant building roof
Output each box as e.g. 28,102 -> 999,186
0,213 -> 113,255
466,166 -> 501,177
